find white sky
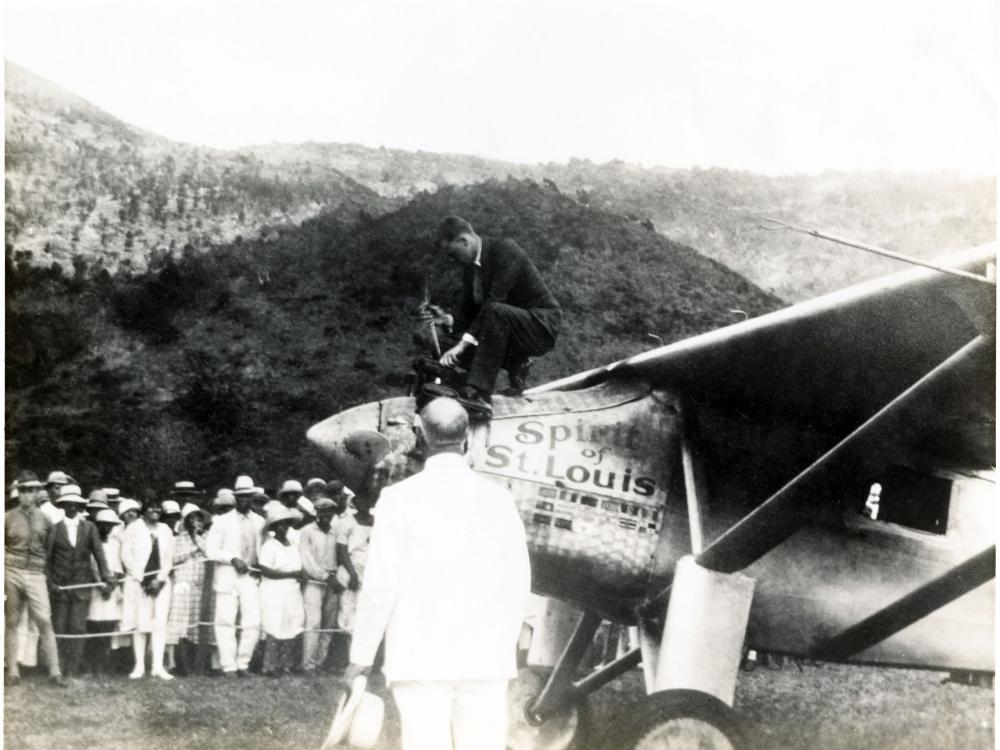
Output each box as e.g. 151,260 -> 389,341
3,0 -> 997,174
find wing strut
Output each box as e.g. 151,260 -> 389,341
814,545 -> 996,661
639,335 -> 991,617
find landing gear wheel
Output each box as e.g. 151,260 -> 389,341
613,690 -> 744,750
507,668 -> 591,750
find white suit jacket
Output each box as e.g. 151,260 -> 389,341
205,509 -> 265,593
349,452 -> 531,683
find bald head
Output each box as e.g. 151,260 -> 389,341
420,398 -> 469,453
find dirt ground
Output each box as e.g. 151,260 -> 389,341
3,661 -> 993,750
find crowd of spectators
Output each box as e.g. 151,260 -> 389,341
5,469 -> 372,685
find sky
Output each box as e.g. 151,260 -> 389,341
3,0 -> 997,175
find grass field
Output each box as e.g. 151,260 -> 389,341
4,661 -> 993,750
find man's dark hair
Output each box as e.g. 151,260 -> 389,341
437,216 -> 476,247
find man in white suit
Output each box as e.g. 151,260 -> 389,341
205,482 -> 265,677
344,398 -> 531,750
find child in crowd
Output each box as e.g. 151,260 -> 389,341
84,509 -> 124,677
257,507 -> 305,676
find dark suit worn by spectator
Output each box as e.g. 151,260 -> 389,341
47,514 -> 110,676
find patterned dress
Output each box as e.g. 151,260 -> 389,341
167,531 -> 207,644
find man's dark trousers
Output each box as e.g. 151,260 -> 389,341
467,302 -> 556,395
51,590 -> 91,676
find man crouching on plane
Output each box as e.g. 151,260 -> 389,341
420,216 -> 562,416
342,397 -> 531,750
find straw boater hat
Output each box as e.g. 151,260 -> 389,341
233,475 -> 255,496
265,505 -> 298,529
56,485 -> 87,504
94,509 -> 122,526
170,481 -> 200,497
321,675 -> 384,750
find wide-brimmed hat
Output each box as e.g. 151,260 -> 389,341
45,470 -> 77,487
117,498 -> 141,517
161,500 -> 182,515
277,479 -> 304,496
266,505 -> 298,529
94,509 -> 122,525
313,497 -> 337,512
56,484 -> 87,504
321,676 -> 384,750
170,481 -> 201,496
296,496 -> 315,516
214,489 -> 237,507
103,488 -> 121,500
306,477 -> 327,491
181,502 -> 202,519
15,470 -> 44,489
233,475 -> 255,495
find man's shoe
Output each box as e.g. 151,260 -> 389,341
457,386 -> 493,419
221,671 -> 237,679
128,668 -> 145,680
49,675 -> 69,688
236,669 -> 249,678
505,358 -> 533,395
151,669 -> 175,681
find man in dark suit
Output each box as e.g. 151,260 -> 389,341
421,216 -> 561,415
45,484 -> 113,677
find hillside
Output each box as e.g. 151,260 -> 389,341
7,62 -> 994,301
5,179 -> 781,492
245,147 -> 996,301
4,62 -> 389,274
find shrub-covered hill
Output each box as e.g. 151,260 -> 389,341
4,62 -> 389,275
5,178 -> 781,494
246,144 -> 996,302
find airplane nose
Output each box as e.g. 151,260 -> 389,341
307,397 -> 420,493
307,401 -> 392,492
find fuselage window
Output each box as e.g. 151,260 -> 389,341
862,466 -> 951,534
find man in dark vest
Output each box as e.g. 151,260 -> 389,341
45,484 -> 113,677
421,216 -> 561,416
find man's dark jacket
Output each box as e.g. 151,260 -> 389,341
454,238 -> 561,341
45,519 -> 110,600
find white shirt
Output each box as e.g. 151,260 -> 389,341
349,453 -> 531,683
62,513 -> 80,547
205,509 -> 265,592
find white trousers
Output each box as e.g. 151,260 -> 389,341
392,679 -> 508,750
214,576 -> 260,672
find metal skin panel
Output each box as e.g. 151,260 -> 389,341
469,387 -> 684,619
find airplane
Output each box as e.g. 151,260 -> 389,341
306,242 -> 996,750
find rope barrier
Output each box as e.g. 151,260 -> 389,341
52,623 -> 348,639
54,564 -> 335,591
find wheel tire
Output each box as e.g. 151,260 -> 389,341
507,667 -> 591,750
610,689 -> 745,750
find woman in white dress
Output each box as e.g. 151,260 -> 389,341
120,497 -> 174,680
257,506 -> 306,676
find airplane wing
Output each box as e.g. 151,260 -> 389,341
530,244 -> 996,472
